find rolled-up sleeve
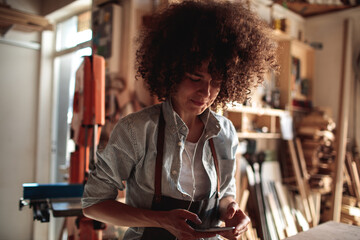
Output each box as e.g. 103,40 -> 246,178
218,118 -> 239,200
82,117 -> 138,208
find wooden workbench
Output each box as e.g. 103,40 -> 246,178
285,221 -> 360,240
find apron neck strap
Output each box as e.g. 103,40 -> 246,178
209,138 -> 221,197
154,108 -> 165,203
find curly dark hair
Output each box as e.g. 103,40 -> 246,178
136,0 -> 278,108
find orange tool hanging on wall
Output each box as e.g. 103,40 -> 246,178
68,54 -> 106,240
70,54 -> 105,184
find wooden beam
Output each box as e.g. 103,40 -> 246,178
288,140 -> 313,226
0,6 -> 53,32
329,19 -> 352,222
296,138 -> 317,226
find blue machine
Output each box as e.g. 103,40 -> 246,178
19,183 -> 84,222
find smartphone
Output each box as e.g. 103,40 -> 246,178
195,226 -> 235,233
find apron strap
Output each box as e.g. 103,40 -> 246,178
154,107 -> 220,203
154,108 -> 165,203
209,138 -> 220,197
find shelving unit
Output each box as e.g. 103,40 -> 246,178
225,31 -> 315,138
225,105 -> 284,139
225,30 -> 321,240
272,30 -> 315,113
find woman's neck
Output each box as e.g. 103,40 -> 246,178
170,98 -> 205,142
184,116 -> 204,143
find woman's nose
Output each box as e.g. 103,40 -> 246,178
198,81 -> 211,97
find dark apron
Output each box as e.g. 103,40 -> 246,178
141,109 -> 221,240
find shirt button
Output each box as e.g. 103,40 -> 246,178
172,170 -> 177,175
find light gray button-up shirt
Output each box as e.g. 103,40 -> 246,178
82,99 -> 239,239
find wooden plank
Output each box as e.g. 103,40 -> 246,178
344,164 -> 355,197
270,115 -> 276,134
267,193 -> 286,239
274,181 -> 298,237
353,144 -> 360,182
341,205 -> 360,217
263,188 -> 279,240
341,211 -> 360,224
329,19 -> 352,222
245,220 -> 259,240
345,152 -> 360,200
269,182 -> 286,226
0,17 -> 43,32
226,105 -> 284,116
295,138 -> 310,180
313,192 -> 321,227
240,174 -> 249,200
239,189 -> 250,211
237,132 -> 282,139
276,40 -> 292,109
0,6 -> 53,31
351,161 -> 360,201
342,195 -> 358,207
295,138 -> 317,226
293,201 -> 310,232
0,7 -> 49,26
288,140 -> 313,226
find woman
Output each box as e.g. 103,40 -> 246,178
82,1 -> 277,239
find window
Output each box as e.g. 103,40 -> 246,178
52,11 -> 92,183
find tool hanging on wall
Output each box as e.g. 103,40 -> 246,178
19,54 -> 106,240
68,54 -> 106,240
70,54 -> 105,184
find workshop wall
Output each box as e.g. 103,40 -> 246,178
0,1 -> 42,239
305,7 -> 360,142
0,41 -> 38,240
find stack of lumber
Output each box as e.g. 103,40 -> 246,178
341,142 -> 360,226
293,110 -> 360,227
242,159 -> 318,240
296,110 -> 336,194
278,109 -> 336,231
244,178 -> 319,240
341,195 -> 360,226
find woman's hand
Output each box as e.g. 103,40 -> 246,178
219,202 -> 250,240
159,209 -> 220,240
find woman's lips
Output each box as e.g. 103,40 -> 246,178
191,99 -> 206,106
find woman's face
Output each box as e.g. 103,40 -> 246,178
171,61 -> 221,117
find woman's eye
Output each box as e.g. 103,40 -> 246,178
190,77 -> 201,82
185,73 -> 201,82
